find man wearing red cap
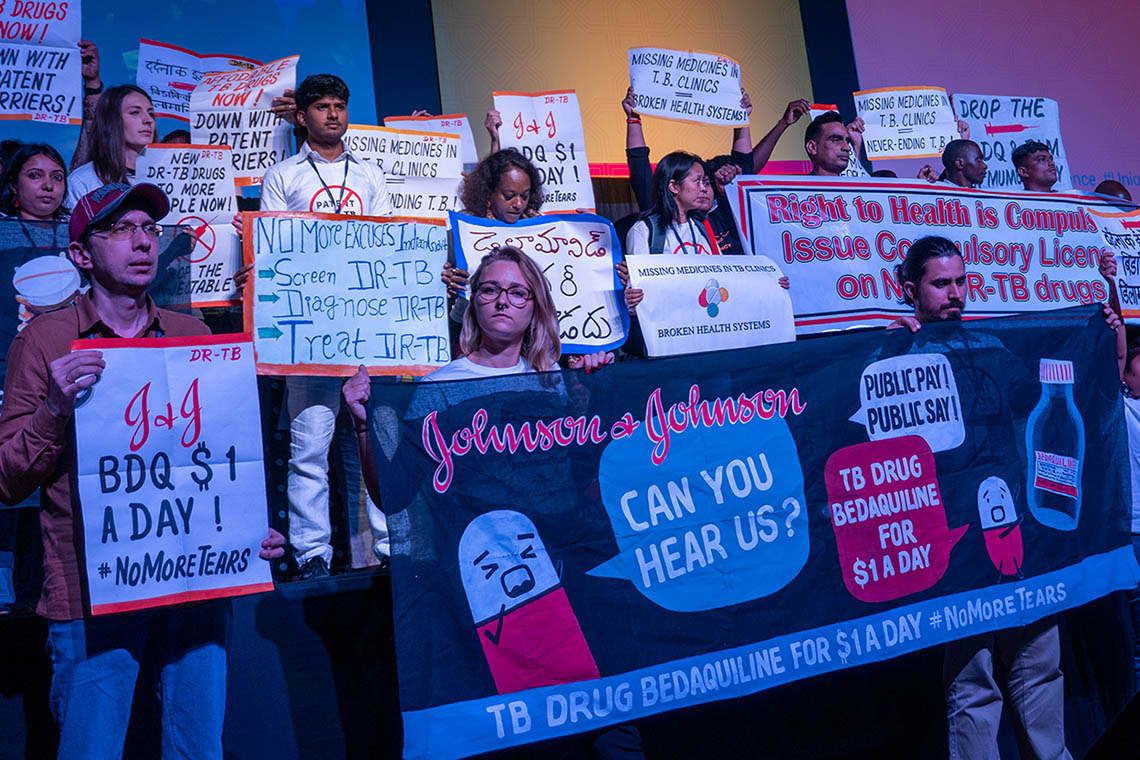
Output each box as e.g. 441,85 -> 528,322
0,183 -> 281,759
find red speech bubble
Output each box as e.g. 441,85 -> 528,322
825,436 -> 968,603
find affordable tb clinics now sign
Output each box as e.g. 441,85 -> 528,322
726,175 -> 1126,334
370,306 -> 1137,758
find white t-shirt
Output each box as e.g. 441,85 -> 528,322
1123,396 -> 1140,533
427,356 -> 531,381
625,217 -> 716,256
66,161 -> 141,209
259,140 -> 392,215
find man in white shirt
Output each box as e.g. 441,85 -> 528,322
258,73 -> 392,579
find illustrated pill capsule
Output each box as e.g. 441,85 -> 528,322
977,476 -> 1023,579
458,510 -> 600,694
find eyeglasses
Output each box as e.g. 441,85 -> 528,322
474,283 -> 533,307
90,221 -> 162,240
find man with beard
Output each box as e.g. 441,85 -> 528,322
888,236 -> 1118,759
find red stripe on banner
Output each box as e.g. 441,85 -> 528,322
90,581 -> 276,615
1035,476 -> 1079,498
1121,220 -> 1140,229
795,313 -> 992,327
73,333 -> 252,351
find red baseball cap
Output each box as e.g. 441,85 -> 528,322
69,183 -> 170,243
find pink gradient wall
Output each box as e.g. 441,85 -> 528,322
846,1 -> 1138,191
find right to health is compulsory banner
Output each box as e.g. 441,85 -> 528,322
370,305 -> 1138,759
728,176 -> 1134,334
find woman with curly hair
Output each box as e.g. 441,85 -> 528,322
443,148 -> 544,296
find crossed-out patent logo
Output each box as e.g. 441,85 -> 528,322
698,278 -> 729,317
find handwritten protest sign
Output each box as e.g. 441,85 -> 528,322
628,47 -> 746,126
626,254 -> 794,356
0,0 -> 80,48
1089,207 -> 1140,323
809,104 -> 866,178
450,211 -> 627,353
343,124 -> 462,220
853,86 -> 958,161
137,39 -> 260,121
492,90 -> 595,212
953,93 -> 1071,191
136,144 -> 238,307
371,305 -> 1137,758
384,113 -> 479,172
74,335 -> 274,615
243,211 -> 449,376
0,41 -> 80,124
0,0 -> 82,125
190,54 -> 298,187
727,175 -> 1122,334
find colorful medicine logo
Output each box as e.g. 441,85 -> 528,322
698,278 -> 729,317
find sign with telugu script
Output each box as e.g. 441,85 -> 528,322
73,335 -> 274,615
450,211 -> 628,354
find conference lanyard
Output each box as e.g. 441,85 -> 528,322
672,218 -> 705,254
307,155 -> 350,213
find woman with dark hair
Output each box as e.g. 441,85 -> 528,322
625,150 -> 717,257
1,143 -> 69,221
442,148 -> 545,326
66,85 -> 155,206
461,147 -> 544,222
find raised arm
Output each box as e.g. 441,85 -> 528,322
751,99 -> 810,173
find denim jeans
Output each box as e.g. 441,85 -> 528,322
286,376 -> 388,565
47,601 -> 231,760
944,617 -> 1071,760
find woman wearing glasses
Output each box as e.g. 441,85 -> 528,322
342,246 -> 612,500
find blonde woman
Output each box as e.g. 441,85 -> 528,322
343,246 -> 612,501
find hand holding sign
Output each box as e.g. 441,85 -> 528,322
46,349 -> 104,416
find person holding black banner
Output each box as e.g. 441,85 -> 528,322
887,236 -> 1124,760
65,86 -> 157,207
343,246 -> 632,758
1013,140 -> 1060,193
0,182 -> 283,760
258,73 -> 393,579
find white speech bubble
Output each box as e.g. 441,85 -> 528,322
850,354 -> 965,451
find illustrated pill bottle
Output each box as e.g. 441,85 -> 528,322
1025,358 -> 1084,531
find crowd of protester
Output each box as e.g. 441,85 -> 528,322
0,40 -> 1138,758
